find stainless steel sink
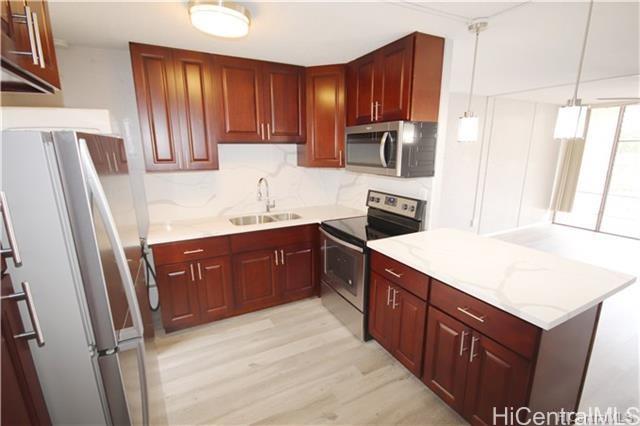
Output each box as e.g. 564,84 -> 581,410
270,212 -> 302,221
229,215 -> 276,226
229,212 -> 302,226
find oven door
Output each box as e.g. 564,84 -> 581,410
345,125 -> 399,176
320,228 -> 365,311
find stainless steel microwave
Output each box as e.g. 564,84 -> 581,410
345,121 -> 437,177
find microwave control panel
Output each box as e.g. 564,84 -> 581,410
367,190 -> 424,220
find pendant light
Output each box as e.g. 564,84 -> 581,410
553,0 -> 594,140
189,1 -> 250,39
458,19 -> 488,143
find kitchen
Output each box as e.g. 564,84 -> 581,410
1,1 -> 639,425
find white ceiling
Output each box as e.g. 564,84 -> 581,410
49,1 -> 639,104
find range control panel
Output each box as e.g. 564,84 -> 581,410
366,190 -> 424,220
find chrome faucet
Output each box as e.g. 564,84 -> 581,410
257,177 -> 276,212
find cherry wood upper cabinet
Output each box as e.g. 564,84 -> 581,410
297,65 -> 345,168
213,56 -> 305,143
1,0 -> 60,92
130,43 -> 219,171
212,55 -> 264,143
347,32 -> 444,125
262,62 -> 305,143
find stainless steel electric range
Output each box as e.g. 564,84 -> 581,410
320,190 -> 426,340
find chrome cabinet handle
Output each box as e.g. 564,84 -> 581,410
105,154 -> 113,173
197,262 -> 202,280
386,285 -> 391,306
459,330 -> 468,356
280,249 -> 284,265
370,102 -> 374,121
10,7 -> 38,65
274,250 -> 279,266
267,123 -> 271,140
457,307 -> 486,323
339,150 -> 343,166
469,336 -> 479,363
183,249 -> 204,255
31,11 -> 45,69
374,101 -> 380,121
111,152 -> 119,173
391,288 -> 398,309
167,271 -> 185,277
1,282 -> 45,347
189,263 -> 195,281
379,131 -> 389,168
260,123 -> 265,140
384,268 -> 402,279
0,191 -> 23,267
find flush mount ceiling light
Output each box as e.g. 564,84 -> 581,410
458,19 -> 488,143
189,1 -> 250,38
554,0 -> 593,140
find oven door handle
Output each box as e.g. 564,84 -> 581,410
379,131 -> 389,168
320,228 -> 364,253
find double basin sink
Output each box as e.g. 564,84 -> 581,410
229,212 -> 302,226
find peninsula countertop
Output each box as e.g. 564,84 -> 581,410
367,228 -> 637,330
145,204 -> 365,246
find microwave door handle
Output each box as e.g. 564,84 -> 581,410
78,140 -> 145,340
379,131 -> 389,168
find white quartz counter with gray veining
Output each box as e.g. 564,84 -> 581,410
146,204 -> 364,246
367,228 -> 637,330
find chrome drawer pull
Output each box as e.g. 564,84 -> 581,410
1,282 -> 45,347
384,268 -> 403,279
459,330 -> 468,356
167,271 -> 186,277
183,249 -> 204,255
457,307 -> 486,323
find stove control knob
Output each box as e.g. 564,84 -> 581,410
369,196 -> 375,202
402,204 -> 408,210
410,206 -> 416,212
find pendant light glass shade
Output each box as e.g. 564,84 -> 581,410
458,113 -> 479,143
554,103 -> 588,140
189,2 -> 250,38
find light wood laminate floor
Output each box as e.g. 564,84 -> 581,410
141,224 -> 639,425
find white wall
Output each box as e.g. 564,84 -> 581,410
56,46 -> 434,228
432,93 -> 560,235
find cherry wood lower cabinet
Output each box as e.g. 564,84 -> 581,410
369,251 -> 604,425
153,225 -> 318,331
368,271 -> 427,376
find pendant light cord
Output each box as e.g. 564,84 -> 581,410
572,0 -> 594,104
467,27 -> 481,112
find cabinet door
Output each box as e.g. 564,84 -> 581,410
423,307 -> 470,414
130,43 -> 183,171
347,53 -> 376,125
281,242 -> 315,300
297,65 -> 345,167
368,272 -> 394,351
262,62 -> 305,143
196,256 -> 233,323
173,49 -> 219,170
463,333 -> 532,426
156,262 -> 200,331
1,273 -> 51,425
376,36 -> 413,122
213,55 -> 264,142
1,1 -> 17,63
232,249 -> 279,311
390,287 -> 426,376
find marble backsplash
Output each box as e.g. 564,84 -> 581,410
144,144 -> 432,227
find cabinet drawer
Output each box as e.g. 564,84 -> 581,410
430,280 -> 540,359
152,236 -> 230,266
370,251 -> 429,300
230,225 -> 317,253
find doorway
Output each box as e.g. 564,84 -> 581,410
554,104 -> 640,239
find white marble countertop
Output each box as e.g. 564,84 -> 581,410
146,204 -> 364,246
367,228 -> 637,330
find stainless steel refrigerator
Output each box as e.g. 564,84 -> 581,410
2,130 -> 148,425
